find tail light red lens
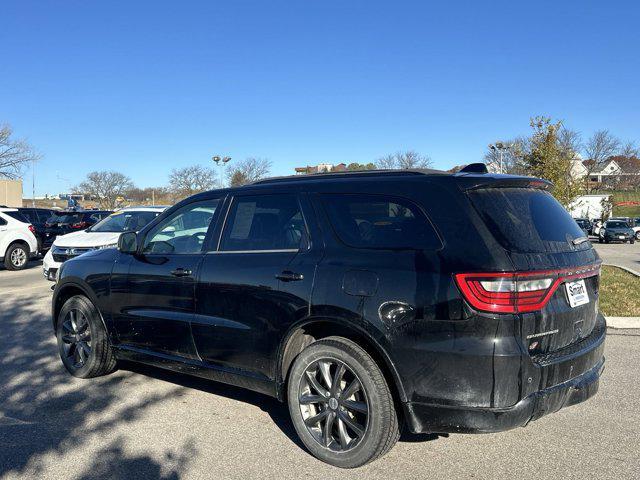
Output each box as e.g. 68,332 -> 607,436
28,224 -> 36,235
71,221 -> 89,229
454,264 -> 601,313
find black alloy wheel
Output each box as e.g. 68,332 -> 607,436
288,337 -> 399,468
56,295 -> 117,378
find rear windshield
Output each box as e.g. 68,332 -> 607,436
4,211 -> 30,223
321,194 -> 442,250
47,213 -> 84,223
468,188 -> 589,254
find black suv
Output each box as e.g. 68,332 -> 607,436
44,210 -> 112,237
52,169 -> 605,468
17,207 -> 57,252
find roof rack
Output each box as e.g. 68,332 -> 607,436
250,168 -> 447,186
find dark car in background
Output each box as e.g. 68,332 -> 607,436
44,210 -> 112,238
574,218 -> 592,236
18,207 -> 57,252
599,220 -> 635,244
52,168 -> 605,468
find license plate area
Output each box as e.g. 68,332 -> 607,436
565,279 -> 589,308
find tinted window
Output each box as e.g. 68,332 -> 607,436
469,188 -> 589,254
220,195 -> 306,251
321,194 -> 441,250
48,213 -> 84,224
143,200 -> 219,254
5,211 -> 30,223
0,216 -> 6,226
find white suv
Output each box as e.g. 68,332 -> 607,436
43,206 -> 166,280
0,208 -> 39,270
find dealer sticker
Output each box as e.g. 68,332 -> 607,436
565,279 -> 589,308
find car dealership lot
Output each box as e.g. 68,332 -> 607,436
0,267 -> 639,480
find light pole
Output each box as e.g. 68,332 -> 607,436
212,155 -> 231,187
488,142 -> 508,174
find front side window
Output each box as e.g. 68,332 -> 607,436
220,195 -> 306,251
321,194 -> 442,250
143,200 -> 220,254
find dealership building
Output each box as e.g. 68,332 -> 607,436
0,179 -> 23,207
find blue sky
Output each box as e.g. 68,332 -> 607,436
2,0 -> 639,195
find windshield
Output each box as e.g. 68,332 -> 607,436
606,221 -> 629,229
89,210 -> 160,233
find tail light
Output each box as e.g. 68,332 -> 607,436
28,224 -> 36,235
454,264 -> 601,313
71,221 -> 89,229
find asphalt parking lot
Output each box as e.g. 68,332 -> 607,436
1,264 -> 639,480
593,241 -> 640,274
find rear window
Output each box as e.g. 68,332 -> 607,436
4,211 -> 30,223
321,194 -> 442,250
469,188 -> 589,254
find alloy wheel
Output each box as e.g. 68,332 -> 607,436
298,358 -> 369,452
10,248 -> 27,268
60,309 -> 92,369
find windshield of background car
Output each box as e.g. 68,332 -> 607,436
606,221 -> 629,229
90,211 -> 160,233
469,187 -> 590,254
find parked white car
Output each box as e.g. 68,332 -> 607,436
0,207 -> 39,270
43,206 -> 166,281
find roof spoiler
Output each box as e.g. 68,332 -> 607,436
456,175 -> 553,191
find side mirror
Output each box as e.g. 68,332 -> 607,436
118,231 -> 138,254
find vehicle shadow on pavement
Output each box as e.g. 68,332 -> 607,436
0,295 -> 196,480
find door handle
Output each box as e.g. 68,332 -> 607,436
275,271 -> 304,282
170,268 -> 192,277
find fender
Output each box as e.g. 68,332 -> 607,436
51,277 -> 109,337
275,315 -> 408,403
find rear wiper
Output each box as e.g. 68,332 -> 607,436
572,236 -> 589,245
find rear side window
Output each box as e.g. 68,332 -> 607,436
220,194 -> 306,251
321,194 -> 441,250
4,211 -> 29,223
469,188 -> 588,254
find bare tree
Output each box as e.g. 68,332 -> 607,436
169,165 -> 217,198
0,124 -> 41,179
375,151 -> 432,170
558,127 -> 582,158
226,157 -> 272,187
620,141 -> 639,158
583,130 -> 622,192
77,171 -> 134,209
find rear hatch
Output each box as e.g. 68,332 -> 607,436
464,185 -> 601,356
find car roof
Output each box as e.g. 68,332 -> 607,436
0,207 -> 18,212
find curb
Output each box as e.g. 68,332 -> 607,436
602,263 -> 640,277
606,317 -> 640,329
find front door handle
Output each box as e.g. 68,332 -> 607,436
275,271 -> 304,282
170,268 -> 192,277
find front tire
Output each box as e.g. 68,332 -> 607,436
56,295 -> 117,378
4,243 -> 29,270
287,337 -> 399,468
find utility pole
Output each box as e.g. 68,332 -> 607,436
32,158 -> 36,207
488,142 -> 508,174
212,155 -> 232,187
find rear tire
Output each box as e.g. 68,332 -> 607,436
635,231 -> 640,241
287,336 -> 399,468
56,295 -> 117,378
4,243 -> 29,270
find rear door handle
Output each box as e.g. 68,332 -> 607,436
275,271 -> 304,282
170,268 -> 192,277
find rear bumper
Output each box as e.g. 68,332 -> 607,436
404,357 -> 603,434
403,314 -> 606,434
